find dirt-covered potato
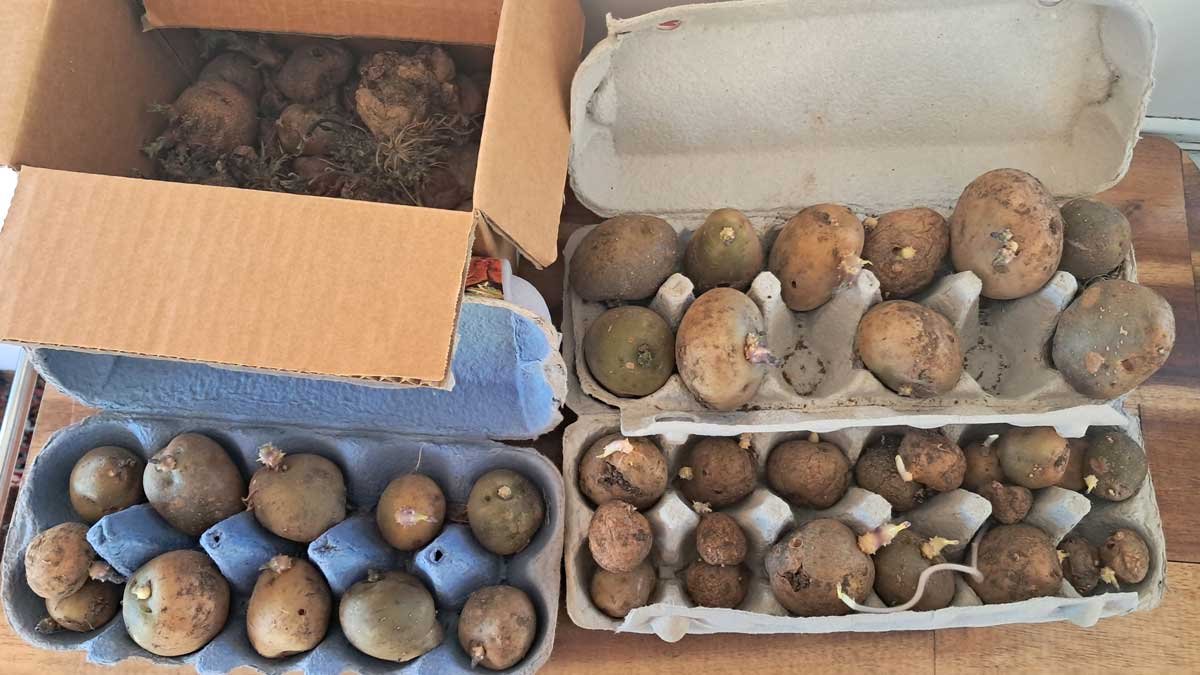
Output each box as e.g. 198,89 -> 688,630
995,427 -> 1070,489
684,208 -> 765,293
339,570 -> 442,662
275,103 -> 340,156
949,168 -> 1064,300
1083,428 -> 1147,502
376,473 -> 446,551
765,519 -> 874,616
854,441 -> 927,512
1057,437 -> 1090,492
588,501 -> 653,573
1052,280 -> 1175,399
276,40 -> 354,103
855,300 -> 962,397
676,288 -> 772,411
1059,198 -> 1131,279
247,556 -> 331,658
683,561 -> 749,608
355,47 -> 460,139
1059,534 -> 1101,595
24,522 -> 98,601
41,579 -> 120,633
873,529 -> 955,611
570,215 -> 679,302
590,561 -> 656,619
968,524 -> 1063,604
765,437 -> 851,509
468,469 -> 545,556
458,585 -> 537,670
1100,529 -> 1150,585
199,52 -> 264,101
862,208 -> 950,298
168,81 -> 259,153
144,433 -> 245,537
962,438 -> 1005,491
69,446 -> 144,524
695,512 -> 747,566
123,550 -> 230,657
978,481 -> 1032,525
677,437 -> 757,508
583,306 -> 675,398
769,204 -> 865,311
248,445 -> 347,543
578,435 -> 669,510
897,430 -> 966,492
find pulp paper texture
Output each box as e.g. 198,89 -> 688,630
562,414 -> 1165,641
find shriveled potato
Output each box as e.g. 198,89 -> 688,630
590,562 -> 656,618
144,433 -> 246,537
123,550 -> 230,657
769,204 -> 865,311
570,215 -> 679,302
695,512 -> 748,566
588,501 -> 653,574
765,437 -> 851,509
24,523 -> 97,601
1059,534 -> 1101,595
684,208 -> 765,293
765,519 -> 874,616
676,288 -> 772,410
577,435 -> 669,510
978,481 -> 1032,524
969,524 -> 1062,604
1052,280 -> 1175,399
862,208 -> 949,298
683,561 -> 749,608
949,168 -> 1063,299
247,556 -> 332,658
856,300 -> 963,397
1059,198 -> 1131,279
1100,529 -> 1150,585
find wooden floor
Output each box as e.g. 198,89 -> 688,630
1,137 -> 1199,673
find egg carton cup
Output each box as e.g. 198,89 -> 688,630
562,413 -> 1165,642
2,414 -> 564,675
563,219 -> 1138,438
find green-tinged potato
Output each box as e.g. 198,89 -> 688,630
677,437 -> 757,509
578,435 -> 669,510
198,52 -> 264,101
457,585 -> 537,670
169,81 -> 259,153
695,512 -> 747,566
247,556 -> 332,658
588,501 -> 653,574
24,522 -> 97,601
590,561 -> 656,618
769,204 -> 865,311
1058,438 -> 1090,492
995,427 -> 1070,489
897,430 -> 966,492
676,288 -> 771,410
856,301 -> 962,398
248,445 -> 346,543
1083,428 -> 1147,502
969,524 -> 1062,604
684,208 -> 765,293
376,474 -> 446,551
570,215 -> 679,302
683,561 -> 749,608
862,208 -> 950,298
69,446 -> 145,524
41,579 -> 120,633
855,441 -> 927,512
1059,199 -> 1131,279
949,169 -> 1064,299
584,306 -> 675,397
765,437 -> 851,509
1059,534 -> 1101,595
276,40 -> 354,103
144,433 -> 246,537
468,470 -> 545,556
873,529 -> 954,611
963,438 -> 1005,491
765,519 -> 874,616
978,481 -> 1032,524
123,550 -> 230,656
1101,529 -> 1151,585
339,571 -> 442,662
1052,280 -> 1175,399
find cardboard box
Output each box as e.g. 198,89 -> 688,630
0,0 -> 584,388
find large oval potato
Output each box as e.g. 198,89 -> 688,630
123,550 -> 230,657
949,169 -> 1063,299
675,288 -> 771,410
246,556 -> 332,658
769,204 -> 864,311
569,215 -> 678,302
144,433 -> 246,537
862,208 -> 949,298
1052,280 -> 1175,399
855,300 -> 963,397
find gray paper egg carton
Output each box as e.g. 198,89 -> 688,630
1,414 -> 564,675
563,219 -> 1137,438
562,413 -> 1165,642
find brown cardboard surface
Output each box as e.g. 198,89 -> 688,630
143,0 -> 503,47
0,168 -> 475,384
0,0 -> 51,167
474,0 -> 583,268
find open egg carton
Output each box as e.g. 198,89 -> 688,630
562,413 -> 1165,641
1,414 -> 564,674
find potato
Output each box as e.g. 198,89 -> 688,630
1059,534 -> 1101,595
169,81 -> 259,153
862,208 -> 950,298
856,300 -> 962,397
683,561 -> 749,608
69,446 -> 144,524
1057,438 -> 1090,492
588,500 -> 653,573
590,561 -> 656,619
995,427 -> 1069,489
949,168 -> 1064,299
198,52 -> 264,101
769,204 -> 865,311
144,433 -> 246,537
695,512 -> 747,566
339,570 -> 442,662
355,47 -> 460,140
24,522 -> 97,601
248,445 -> 347,543
467,469 -> 545,556
376,473 -> 446,551
41,579 -> 120,633
765,519 -> 874,616
854,441 -> 927,512
577,435 -> 669,510
583,306 -> 675,398
897,430 -> 966,492
765,437 -> 851,509
676,288 -> 772,410
1052,280 -> 1175,399
978,481 -> 1032,525
123,550 -> 230,657
1100,528 -> 1150,585
276,40 -> 354,103
1059,198 -> 1131,279
873,529 -> 954,611
968,524 -> 1062,604
962,438 -> 1005,491
247,556 -> 332,658
457,585 -> 537,670
570,215 -> 679,302
677,437 -> 757,509
683,208 -> 765,293
1083,428 -> 1147,502
275,104 -> 339,156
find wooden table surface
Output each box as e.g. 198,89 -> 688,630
2,136 -> 1199,673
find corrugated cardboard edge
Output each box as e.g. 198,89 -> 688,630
0,0 -> 52,167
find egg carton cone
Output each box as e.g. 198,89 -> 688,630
562,413 -> 1165,641
2,414 -> 564,674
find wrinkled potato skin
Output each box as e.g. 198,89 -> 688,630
570,215 -> 679,302
695,512 -> 748,566
457,585 -> 537,671
578,435 -> 669,511
677,437 -> 757,508
979,481 -> 1033,524
24,523 -> 95,600
898,430 -> 966,492
862,208 -> 950,298
339,571 -> 442,662
856,301 -> 962,397
45,579 -> 120,632
583,306 -> 675,398
123,550 -> 230,657
963,440 -> 1005,491
684,561 -> 749,608
995,427 -> 1070,489
467,470 -> 545,556
590,561 -> 656,618
69,446 -> 145,524
588,501 -> 653,573
376,474 -> 446,551
769,204 -> 865,311
1084,428 -> 1147,502
247,557 -> 332,658
249,454 -> 347,543
684,208 -> 765,293
1059,534 -> 1101,595
1101,529 -> 1151,584
675,288 -> 769,410
949,168 -> 1064,299
144,433 -> 246,537
873,529 -> 954,611
1053,280 -> 1175,399
276,40 -> 354,103
1057,438 -> 1090,492
172,81 -> 259,153
1059,199 -> 1131,279
969,524 -> 1063,604
765,439 -> 851,509
855,442 -> 927,512
765,519 -> 874,616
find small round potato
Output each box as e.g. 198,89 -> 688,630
590,561 -> 656,618
468,469 -> 545,556
123,550 -> 230,657
248,446 -> 347,543
1100,529 -> 1150,585
978,481 -> 1032,525
144,433 -> 246,537
588,500 -> 653,574
962,439 -> 1005,491
376,473 -> 446,551
43,579 -> 120,633
684,208 -> 765,293
24,522 -> 97,601
583,306 -> 675,398
873,529 -> 954,611
769,204 -> 865,311
1083,428 -> 1147,502
570,215 -> 679,302
862,208 -> 950,298
1059,534 -> 1101,595
247,556 -> 332,658
765,519 -> 874,616
995,427 -> 1070,489
683,560 -> 749,608
339,570 -> 442,662
969,524 -> 1062,604
675,288 -> 772,410
677,437 -> 757,509
855,441 -> 927,512
765,438 -> 851,509
1059,198 -> 1131,279
69,446 -> 145,524
578,435 -> 669,510
458,585 -> 538,670
897,430 -> 966,492
695,512 -> 748,566
276,40 -> 354,103
856,301 -> 963,397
